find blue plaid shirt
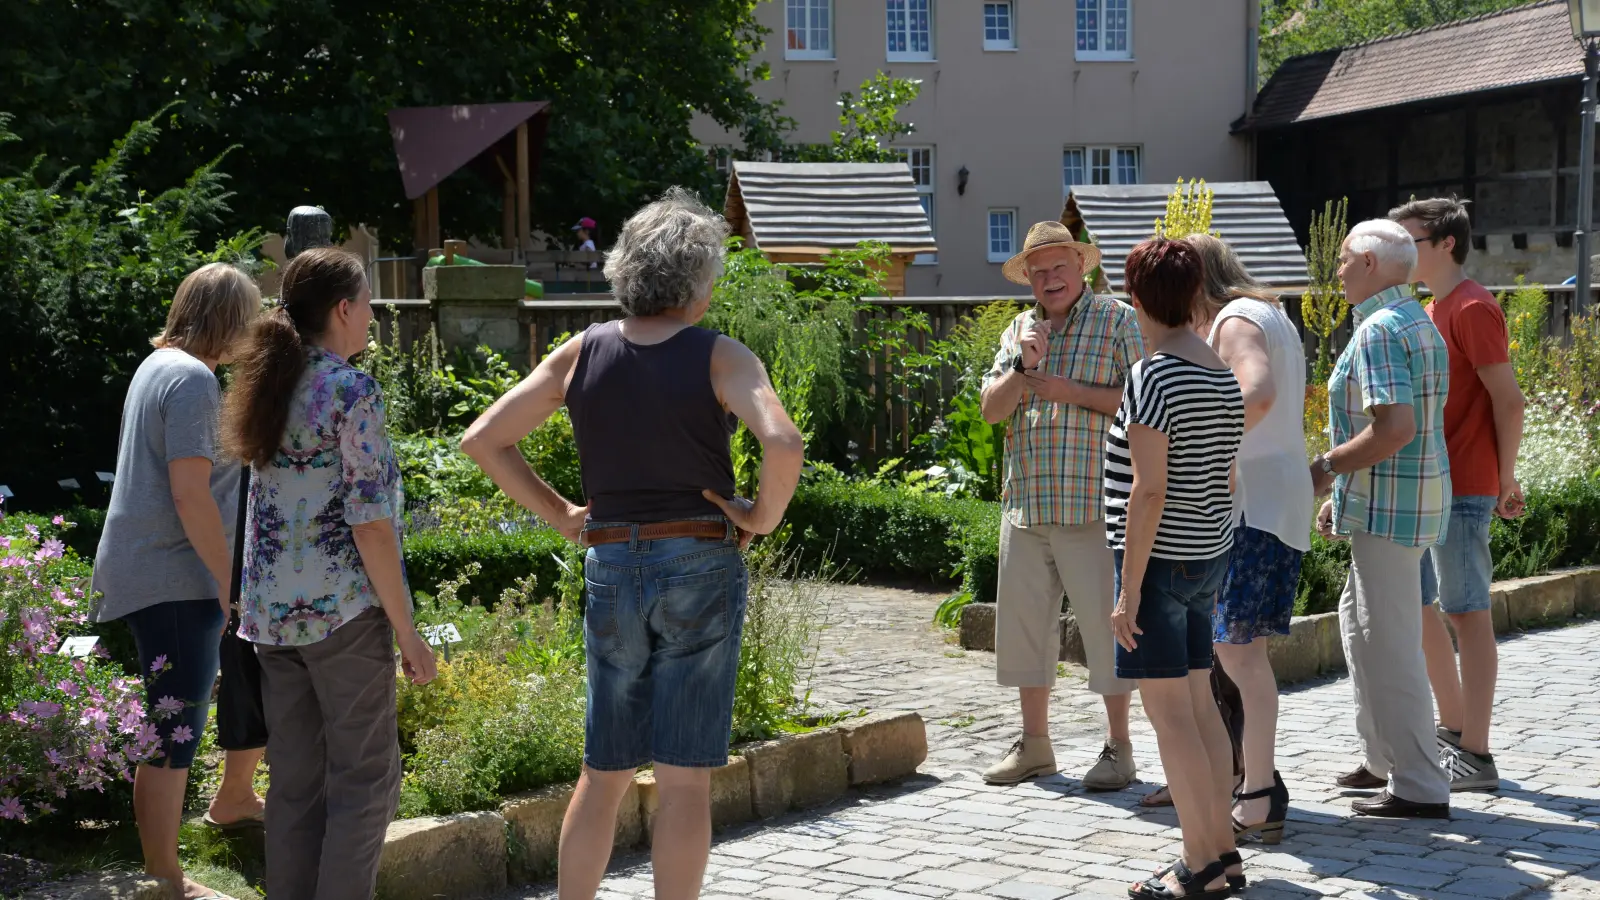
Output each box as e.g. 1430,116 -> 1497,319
1328,285 -> 1452,547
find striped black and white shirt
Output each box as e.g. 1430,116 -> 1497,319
1104,353 -> 1245,559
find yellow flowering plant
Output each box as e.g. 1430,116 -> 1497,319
1152,179 -> 1218,240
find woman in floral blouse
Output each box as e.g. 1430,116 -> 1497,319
222,247 -> 436,900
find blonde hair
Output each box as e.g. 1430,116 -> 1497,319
1185,233 -> 1278,322
151,263 -> 261,360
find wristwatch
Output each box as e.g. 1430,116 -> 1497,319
1012,354 -> 1038,374
1316,455 -> 1336,475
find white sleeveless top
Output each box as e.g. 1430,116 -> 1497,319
1209,299 -> 1313,552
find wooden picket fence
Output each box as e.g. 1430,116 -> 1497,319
375,284 -> 1588,464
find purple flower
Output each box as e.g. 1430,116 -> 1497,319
35,801 -> 55,815
0,797 -> 24,820
51,515 -> 64,525
171,725 -> 195,745
20,700 -> 62,719
35,539 -> 65,560
45,749 -> 65,768
149,655 -> 168,674
80,706 -> 109,728
154,696 -> 185,717
56,680 -> 79,698
24,524 -> 39,538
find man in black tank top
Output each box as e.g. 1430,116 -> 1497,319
462,187 -> 804,900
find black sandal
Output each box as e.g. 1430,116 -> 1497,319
1232,770 -> 1289,845
1221,850 -> 1246,893
1129,858 -> 1232,900
1149,852 -> 1246,895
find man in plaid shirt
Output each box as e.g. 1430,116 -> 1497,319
978,221 -> 1145,790
1311,219 -> 1452,819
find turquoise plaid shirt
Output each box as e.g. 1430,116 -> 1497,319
1327,284 -> 1452,547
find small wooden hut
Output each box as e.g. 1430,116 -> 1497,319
724,162 -> 937,296
387,101 -> 553,256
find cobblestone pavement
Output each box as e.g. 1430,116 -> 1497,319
499,585 -> 1600,900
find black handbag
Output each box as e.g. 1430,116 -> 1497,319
216,467 -> 268,751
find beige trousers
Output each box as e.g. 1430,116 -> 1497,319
995,516 -> 1133,696
1340,531 -> 1451,805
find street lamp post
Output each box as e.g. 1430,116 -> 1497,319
1569,0 -> 1600,314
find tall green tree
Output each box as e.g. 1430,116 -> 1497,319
793,72 -> 923,163
1261,0 -> 1541,80
0,0 -> 790,246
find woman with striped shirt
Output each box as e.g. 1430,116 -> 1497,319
1105,238 -> 1245,900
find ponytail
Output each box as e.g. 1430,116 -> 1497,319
222,308 -> 307,467
221,247 -> 368,468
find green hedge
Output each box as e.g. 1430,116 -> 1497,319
404,527 -> 583,605
784,480 -> 995,586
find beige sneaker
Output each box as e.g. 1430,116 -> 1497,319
1081,738 -> 1136,791
982,735 -> 1058,785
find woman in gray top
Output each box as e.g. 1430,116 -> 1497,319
91,263 -> 263,900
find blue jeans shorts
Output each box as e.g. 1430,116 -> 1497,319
582,520 -> 748,770
121,598 -> 226,768
1422,494 -> 1495,615
1113,549 -> 1230,680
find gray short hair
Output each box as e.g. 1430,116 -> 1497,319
604,187 -> 730,316
1346,219 -> 1417,278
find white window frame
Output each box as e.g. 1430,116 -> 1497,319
886,0 -> 936,62
983,1 -> 1017,51
987,209 -> 1018,264
1063,145 -> 1142,193
786,0 -> 835,61
898,146 -> 938,265
1075,0 -> 1133,62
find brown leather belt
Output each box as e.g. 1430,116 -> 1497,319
580,519 -> 736,547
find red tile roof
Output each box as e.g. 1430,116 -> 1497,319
1241,1 -> 1583,131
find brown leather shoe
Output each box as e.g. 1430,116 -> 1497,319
1351,790 -> 1449,819
1335,765 -> 1386,790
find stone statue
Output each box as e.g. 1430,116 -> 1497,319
285,206 -> 333,259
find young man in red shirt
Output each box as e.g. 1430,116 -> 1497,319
1389,198 -> 1525,792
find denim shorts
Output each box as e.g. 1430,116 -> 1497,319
1422,494 -> 1495,615
121,598 -> 226,768
1113,549 -> 1230,680
582,521 -> 748,770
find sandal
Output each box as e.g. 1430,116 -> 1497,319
1147,851 -> 1246,895
1140,785 -> 1174,807
202,810 -> 264,831
1129,858 -> 1232,900
1232,770 -> 1289,845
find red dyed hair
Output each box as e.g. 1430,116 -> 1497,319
1123,238 -> 1205,328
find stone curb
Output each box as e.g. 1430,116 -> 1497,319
959,565 -> 1600,684
20,712 -> 927,900
386,709 -> 925,900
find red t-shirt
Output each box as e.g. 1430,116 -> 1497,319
1427,280 -> 1511,497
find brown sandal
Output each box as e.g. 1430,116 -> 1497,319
1140,785 -> 1174,807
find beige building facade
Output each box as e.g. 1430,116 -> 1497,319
701,0 -> 1261,296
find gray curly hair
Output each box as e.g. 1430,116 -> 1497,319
604,187 -> 730,316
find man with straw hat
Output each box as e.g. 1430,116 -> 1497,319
979,221 -> 1145,790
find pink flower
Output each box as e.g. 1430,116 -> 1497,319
0,797 -> 24,820
24,524 -> 39,538
80,706 -> 109,728
35,539 -> 65,560
45,749 -> 65,768
20,700 -> 62,719
149,655 -> 168,674
51,515 -> 64,525
56,680 -> 79,698
171,725 -> 195,745
35,801 -> 55,815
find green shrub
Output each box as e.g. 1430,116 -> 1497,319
784,479 -> 993,583
732,529 -> 827,743
403,526 -> 582,607
1295,532 -> 1351,617
0,111 -> 264,503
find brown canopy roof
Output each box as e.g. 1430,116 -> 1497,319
386,102 -> 551,199
1239,1 -> 1581,132
725,162 -> 938,256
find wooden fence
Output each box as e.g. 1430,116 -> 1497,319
375,284 -> 1590,463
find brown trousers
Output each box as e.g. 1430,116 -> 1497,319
257,607 -> 401,900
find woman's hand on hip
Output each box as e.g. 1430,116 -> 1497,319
1111,588 -> 1142,652
397,627 -> 439,686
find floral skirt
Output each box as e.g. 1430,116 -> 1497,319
1212,524 -> 1305,645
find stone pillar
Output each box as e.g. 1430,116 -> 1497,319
285,206 -> 333,259
424,265 -> 527,362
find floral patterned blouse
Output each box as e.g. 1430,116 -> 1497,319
238,347 -> 406,646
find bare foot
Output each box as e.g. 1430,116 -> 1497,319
206,793 -> 265,826
1232,793 -> 1271,828
1139,785 -> 1173,807
181,876 -> 230,900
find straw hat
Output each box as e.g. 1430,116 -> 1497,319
1002,221 -> 1103,285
